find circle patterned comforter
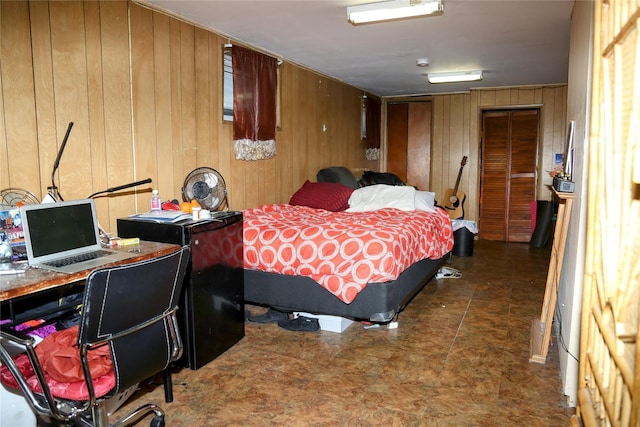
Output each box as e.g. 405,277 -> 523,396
243,204 -> 453,304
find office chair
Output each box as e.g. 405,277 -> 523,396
0,246 -> 190,427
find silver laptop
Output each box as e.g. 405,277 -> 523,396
20,199 -> 138,274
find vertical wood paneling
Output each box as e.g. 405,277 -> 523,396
179,22 -> 196,173
448,95 -> 465,199
150,11 -> 173,204
130,3 -> 157,211
467,91 -> 479,222
84,1 -> 109,222
194,28 -> 211,166
50,1 -> 92,199
168,17 -> 183,204
30,2 -> 57,198
0,0 -> 404,233
1,1 -> 40,192
277,63 -> 294,201
430,96 -> 445,197
98,1 -> 134,228
494,89 -> 511,106
430,85 -> 567,223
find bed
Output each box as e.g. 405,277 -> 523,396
242,173 -> 454,323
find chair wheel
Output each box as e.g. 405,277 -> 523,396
150,415 -> 165,427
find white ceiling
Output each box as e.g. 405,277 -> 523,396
142,0 -> 574,97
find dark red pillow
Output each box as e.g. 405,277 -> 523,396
289,180 -> 353,211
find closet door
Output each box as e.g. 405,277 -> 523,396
479,110 -> 538,242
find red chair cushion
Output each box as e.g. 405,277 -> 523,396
0,326 -> 116,401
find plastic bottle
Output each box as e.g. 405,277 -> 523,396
151,190 -> 162,211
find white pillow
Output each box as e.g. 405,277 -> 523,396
414,191 -> 436,213
347,185 -> 416,212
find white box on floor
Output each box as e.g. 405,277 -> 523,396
294,312 -> 354,333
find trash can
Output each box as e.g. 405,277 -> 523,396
530,200 -> 555,248
451,220 -> 477,257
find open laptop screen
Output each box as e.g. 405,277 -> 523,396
22,200 -> 99,259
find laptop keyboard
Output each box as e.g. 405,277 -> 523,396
44,250 -> 113,268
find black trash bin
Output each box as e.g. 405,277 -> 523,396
452,226 -> 475,257
530,200 -> 556,248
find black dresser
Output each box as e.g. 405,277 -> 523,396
117,212 -> 244,370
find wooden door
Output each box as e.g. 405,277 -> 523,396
386,102 -> 431,190
479,109 -> 538,242
387,103 -> 409,183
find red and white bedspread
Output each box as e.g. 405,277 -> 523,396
243,204 -> 453,304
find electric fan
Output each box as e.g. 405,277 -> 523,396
181,167 -> 228,211
0,188 -> 41,209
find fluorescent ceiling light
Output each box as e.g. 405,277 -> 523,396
347,0 -> 444,25
427,70 -> 483,84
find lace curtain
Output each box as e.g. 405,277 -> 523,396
365,96 -> 381,160
232,46 -> 278,161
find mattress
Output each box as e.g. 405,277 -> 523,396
243,204 -> 453,303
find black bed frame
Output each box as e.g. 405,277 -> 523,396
243,254 -> 449,323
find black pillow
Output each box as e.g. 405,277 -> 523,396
316,166 -> 358,189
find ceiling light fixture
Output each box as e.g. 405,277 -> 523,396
347,0 -> 444,25
427,70 -> 483,84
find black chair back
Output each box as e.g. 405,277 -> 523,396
79,246 -> 190,394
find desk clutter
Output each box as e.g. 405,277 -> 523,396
0,247 -> 190,426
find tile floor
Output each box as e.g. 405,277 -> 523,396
115,240 -> 575,426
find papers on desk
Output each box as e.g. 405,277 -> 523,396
128,211 -> 192,223
0,262 -> 29,275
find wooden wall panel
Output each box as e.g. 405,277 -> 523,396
428,85 -> 567,223
130,3 -> 158,211
30,2 -> 57,198
84,1 -> 109,224
1,1 -> 40,192
50,1 -> 92,200
99,1 -> 135,227
1,1 -> 369,233
2,1 -> 566,235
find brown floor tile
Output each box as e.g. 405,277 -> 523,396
112,240 -> 575,426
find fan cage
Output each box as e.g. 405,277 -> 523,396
0,188 -> 41,209
181,168 -> 228,211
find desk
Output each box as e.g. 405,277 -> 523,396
0,240 -> 182,418
0,241 -> 180,302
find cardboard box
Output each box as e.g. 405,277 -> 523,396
294,312 -> 354,333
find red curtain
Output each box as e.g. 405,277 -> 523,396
365,96 -> 381,160
232,46 -> 278,160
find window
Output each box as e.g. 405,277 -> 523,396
223,47 -> 233,122
361,96 -> 367,139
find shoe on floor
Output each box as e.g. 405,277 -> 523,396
436,266 -> 462,279
277,316 -> 320,332
247,308 -> 290,324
